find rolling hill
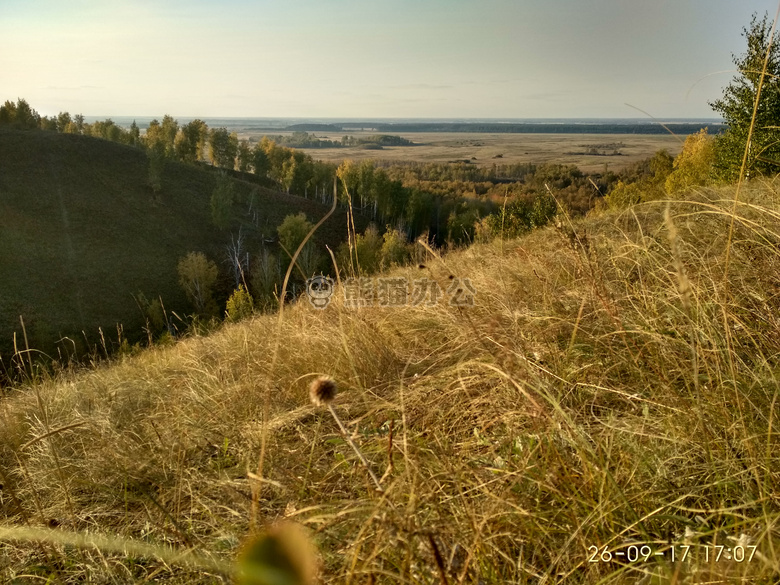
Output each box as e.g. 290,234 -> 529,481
0,128 -> 361,367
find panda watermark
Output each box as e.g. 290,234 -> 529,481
306,275 -> 335,309
305,275 -> 476,309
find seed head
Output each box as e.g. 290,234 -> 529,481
309,376 -> 338,406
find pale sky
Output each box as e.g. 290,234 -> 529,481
1,0 -> 778,119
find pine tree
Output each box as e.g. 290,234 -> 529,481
710,12 -> 780,180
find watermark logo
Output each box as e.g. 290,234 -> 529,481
344,276 -> 476,308
306,275 -> 335,309
306,275 -> 476,310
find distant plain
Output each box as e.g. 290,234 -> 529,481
239,130 -> 686,172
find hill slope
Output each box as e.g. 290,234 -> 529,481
0,183 -> 778,583
0,128 -> 360,363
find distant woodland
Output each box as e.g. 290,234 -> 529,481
0,98 -> 634,247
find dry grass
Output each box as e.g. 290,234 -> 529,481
1,180 -> 779,583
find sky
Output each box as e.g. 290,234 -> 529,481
2,0 -> 779,119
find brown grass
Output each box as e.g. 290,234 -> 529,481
1,180 -> 779,583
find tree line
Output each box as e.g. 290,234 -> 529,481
0,98 -> 601,245
261,131 -> 415,149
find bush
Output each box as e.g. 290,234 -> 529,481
380,227 -> 413,269
480,192 -> 558,239
665,129 -> 716,193
177,252 -> 218,316
277,212 -> 313,254
337,225 -> 383,276
225,285 -> 254,322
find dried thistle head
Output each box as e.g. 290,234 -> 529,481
309,376 -> 337,406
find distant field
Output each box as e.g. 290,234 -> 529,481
240,130 -> 686,172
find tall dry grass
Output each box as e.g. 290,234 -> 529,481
1,178 -> 779,583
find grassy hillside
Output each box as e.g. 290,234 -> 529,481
0,128 -> 362,366
0,181 -> 778,583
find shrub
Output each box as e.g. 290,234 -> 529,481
225,285 -> 254,322
380,227 -> 413,269
665,129 -> 716,193
277,212 -> 313,254
177,252 -> 218,316
337,225 -> 383,276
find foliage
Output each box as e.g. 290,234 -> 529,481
251,249 -> 281,303
277,212 -> 314,254
380,227 -> 413,269
225,285 -> 254,322
277,212 -> 322,277
209,127 -> 239,169
56,111 -> 71,133
710,12 -> 780,179
237,140 -> 253,173
128,120 -> 141,146
144,119 -> 167,155
159,115 -> 179,157
337,225 -> 383,276
263,131 -> 413,148
252,144 -> 271,178
603,149 -> 673,209
176,119 -> 208,163
665,129 -> 716,193
177,251 -> 218,316
480,192 -> 558,239
0,98 -> 41,129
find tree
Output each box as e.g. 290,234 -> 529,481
225,229 -> 250,288
39,116 -> 57,131
160,115 -> 179,157
0,100 -> 15,125
277,212 -> 313,253
338,225 -> 383,275
251,249 -> 281,302
176,119 -> 208,163
177,252 -> 218,316
129,120 -> 141,146
144,119 -> 166,154
15,99 -> 40,129
337,160 -> 360,203
0,98 -> 40,129
237,140 -> 253,173
281,157 -> 299,193
710,12 -> 780,180
252,144 -> 271,178
380,227 -> 412,269
209,127 -> 239,169
56,112 -> 71,132
277,212 -> 321,277
261,137 -> 290,183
